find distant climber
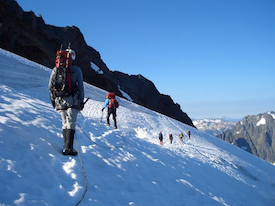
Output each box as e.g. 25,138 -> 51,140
102,92 -> 119,129
159,131 -> 163,145
187,130 -> 191,139
169,134 -> 173,144
179,132 -> 184,140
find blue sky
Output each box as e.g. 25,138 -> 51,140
15,0 -> 275,119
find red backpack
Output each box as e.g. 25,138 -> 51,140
107,92 -> 119,109
52,45 -> 75,97
55,50 -> 72,69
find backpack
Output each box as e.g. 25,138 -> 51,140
52,47 -> 75,97
107,92 -> 119,109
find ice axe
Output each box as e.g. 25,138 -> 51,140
84,97 -> 90,105
79,97 -> 90,110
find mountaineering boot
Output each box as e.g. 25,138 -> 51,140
62,149 -> 77,156
62,129 -> 67,147
63,148 -> 77,156
62,129 -> 77,156
107,117 -> 110,127
67,129 -> 74,149
114,119 -> 117,129
67,129 -> 77,156
62,129 -> 71,155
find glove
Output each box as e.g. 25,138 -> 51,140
51,100 -> 55,108
79,100 -> 84,110
101,108 -> 104,112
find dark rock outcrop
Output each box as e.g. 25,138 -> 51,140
0,0 -> 194,127
217,112 -> 275,164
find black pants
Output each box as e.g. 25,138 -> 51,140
107,107 -> 117,127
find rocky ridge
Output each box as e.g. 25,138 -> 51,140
0,0 -> 194,127
217,112 -> 275,164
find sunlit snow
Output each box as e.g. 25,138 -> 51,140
268,112 -> 275,120
256,117 -> 266,126
0,48 -> 275,206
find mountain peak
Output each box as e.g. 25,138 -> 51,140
218,111 -> 275,164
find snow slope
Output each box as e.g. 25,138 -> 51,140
0,48 -> 275,206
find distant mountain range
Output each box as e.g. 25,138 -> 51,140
193,113 -> 275,164
193,118 -> 238,136
216,112 -> 275,164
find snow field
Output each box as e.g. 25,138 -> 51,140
0,48 -> 275,206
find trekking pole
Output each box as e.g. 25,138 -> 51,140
100,110 -> 103,123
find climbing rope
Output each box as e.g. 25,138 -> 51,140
76,122 -> 126,149
74,134 -> 88,206
70,97 -> 125,205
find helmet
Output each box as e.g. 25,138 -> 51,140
66,49 -> 76,61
